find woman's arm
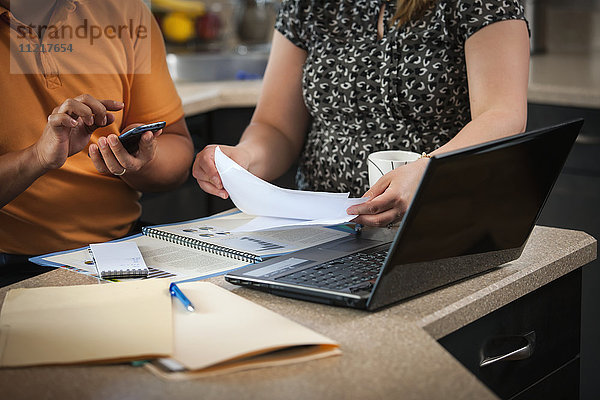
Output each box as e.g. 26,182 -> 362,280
349,19 -> 530,226
432,18 -> 529,154
193,31 -> 311,198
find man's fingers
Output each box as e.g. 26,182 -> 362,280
105,134 -> 133,167
75,94 -> 108,127
53,97 -> 122,132
88,144 -> 110,174
47,113 -> 78,128
99,99 -> 125,112
152,129 -> 163,139
97,136 -> 126,174
105,113 -> 116,127
129,131 -> 156,161
57,99 -> 94,126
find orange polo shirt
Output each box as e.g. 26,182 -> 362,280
0,0 -> 184,254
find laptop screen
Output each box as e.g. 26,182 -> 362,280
368,120 -> 583,309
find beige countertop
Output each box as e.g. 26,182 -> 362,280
0,225 -> 596,400
175,52 -> 600,116
175,80 -> 262,116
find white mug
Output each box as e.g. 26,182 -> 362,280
367,150 -> 420,187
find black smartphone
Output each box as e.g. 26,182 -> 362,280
118,121 -> 166,154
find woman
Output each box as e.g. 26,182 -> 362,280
193,0 -> 529,227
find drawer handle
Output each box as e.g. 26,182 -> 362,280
479,331 -> 536,368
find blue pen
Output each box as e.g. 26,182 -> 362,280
169,283 -> 195,312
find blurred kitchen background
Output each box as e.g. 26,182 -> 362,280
146,0 -> 276,55
154,0 -> 276,52
139,1 -> 600,399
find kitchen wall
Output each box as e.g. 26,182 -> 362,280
541,0 -> 600,53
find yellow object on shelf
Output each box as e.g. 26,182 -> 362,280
152,0 -> 205,15
161,12 -> 196,43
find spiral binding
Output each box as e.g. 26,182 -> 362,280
99,269 -> 149,279
142,227 -> 262,264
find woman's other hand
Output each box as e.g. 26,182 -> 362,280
347,158 -> 430,227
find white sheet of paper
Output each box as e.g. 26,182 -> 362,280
214,147 -> 367,230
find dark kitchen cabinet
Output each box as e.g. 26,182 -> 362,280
439,269 -> 582,400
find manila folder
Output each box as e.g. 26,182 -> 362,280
148,282 -> 340,379
0,279 -> 173,367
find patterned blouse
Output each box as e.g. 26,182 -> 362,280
275,0 -> 526,196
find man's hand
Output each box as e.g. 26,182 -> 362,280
88,123 -> 163,177
33,94 -> 124,171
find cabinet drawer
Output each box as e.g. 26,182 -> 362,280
512,356 -> 579,400
438,269 -> 581,399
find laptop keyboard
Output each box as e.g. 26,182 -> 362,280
275,249 -> 388,292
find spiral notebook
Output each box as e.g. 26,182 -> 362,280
142,225 -> 262,264
89,242 -> 149,279
141,211 -> 352,264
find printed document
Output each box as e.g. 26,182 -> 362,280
215,147 -> 367,231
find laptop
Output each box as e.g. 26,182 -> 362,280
225,119 -> 584,311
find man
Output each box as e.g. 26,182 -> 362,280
0,0 -> 194,282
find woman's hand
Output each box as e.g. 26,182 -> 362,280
192,144 -> 252,199
347,158 -> 430,227
88,123 -> 162,177
34,95 -> 124,171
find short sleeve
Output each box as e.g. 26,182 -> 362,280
124,5 -> 184,127
274,0 -> 310,50
454,0 -> 527,43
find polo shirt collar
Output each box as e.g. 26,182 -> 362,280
0,0 -> 87,32
0,2 -> 8,19
0,0 -> 85,22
